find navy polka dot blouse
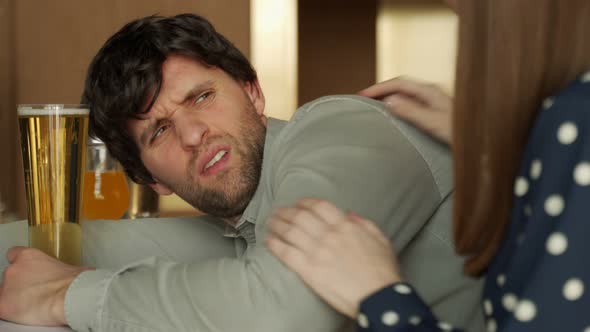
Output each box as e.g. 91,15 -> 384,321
357,72 -> 590,332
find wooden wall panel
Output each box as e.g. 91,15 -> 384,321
0,0 -> 16,220
14,0 -> 250,104
298,0 -> 376,105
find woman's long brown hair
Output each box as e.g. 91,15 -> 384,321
452,0 -> 590,276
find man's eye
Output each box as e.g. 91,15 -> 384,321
151,125 -> 169,142
194,92 -> 212,104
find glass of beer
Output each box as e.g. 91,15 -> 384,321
82,137 -> 130,220
18,104 -> 89,265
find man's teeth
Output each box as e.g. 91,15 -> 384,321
205,150 -> 227,170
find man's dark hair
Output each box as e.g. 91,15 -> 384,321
82,14 -> 257,184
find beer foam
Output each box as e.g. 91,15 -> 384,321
18,106 -> 89,116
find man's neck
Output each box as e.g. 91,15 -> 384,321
223,215 -> 241,228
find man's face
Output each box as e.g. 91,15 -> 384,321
127,54 -> 267,219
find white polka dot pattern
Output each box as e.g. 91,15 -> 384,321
393,284 -> 412,295
502,293 -> 518,312
563,278 -> 585,301
409,316 -> 421,325
530,159 -> 542,179
497,274 -> 506,287
514,300 -> 537,322
557,122 -> 578,144
544,195 -> 565,217
546,232 -> 568,255
358,313 -> 369,328
437,322 -> 453,331
574,162 -> 590,186
543,98 -> 554,110
484,299 -> 493,315
514,177 -> 529,197
381,311 -> 399,326
487,319 -> 497,332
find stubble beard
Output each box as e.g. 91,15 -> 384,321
172,110 -> 266,218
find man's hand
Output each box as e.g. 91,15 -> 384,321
0,247 -> 91,326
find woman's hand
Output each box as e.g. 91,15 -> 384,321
358,77 -> 453,145
266,198 -> 402,318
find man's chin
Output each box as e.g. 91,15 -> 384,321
178,189 -> 249,219
198,203 -> 246,219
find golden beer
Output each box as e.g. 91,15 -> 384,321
18,105 -> 89,265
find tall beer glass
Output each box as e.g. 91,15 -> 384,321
18,104 -> 89,265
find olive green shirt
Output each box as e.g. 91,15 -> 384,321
2,95 -> 484,331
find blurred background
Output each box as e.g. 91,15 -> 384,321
0,0 -> 456,222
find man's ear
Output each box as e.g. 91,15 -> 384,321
242,79 -> 266,119
149,181 -> 173,196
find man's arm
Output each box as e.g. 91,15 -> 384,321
264,95 -> 449,251
2,96 -> 451,332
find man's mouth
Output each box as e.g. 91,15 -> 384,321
204,150 -> 227,171
198,146 -> 231,177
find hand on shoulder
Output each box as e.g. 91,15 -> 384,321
266,198 -> 401,318
359,77 -> 453,146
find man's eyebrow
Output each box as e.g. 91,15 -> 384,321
178,80 -> 215,105
138,80 -> 216,146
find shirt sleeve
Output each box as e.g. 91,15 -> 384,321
64,96 -> 453,332
357,283 -> 463,332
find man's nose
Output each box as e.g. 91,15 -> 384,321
175,113 -> 209,149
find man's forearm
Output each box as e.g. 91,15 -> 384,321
65,250 -> 344,332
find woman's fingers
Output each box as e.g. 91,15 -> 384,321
266,236 -> 308,272
268,212 -> 318,251
382,94 -> 432,123
267,202 -> 403,319
359,77 -> 453,145
348,212 -> 390,246
358,77 -> 442,105
357,77 -> 409,98
295,198 -> 349,226
272,207 -> 329,239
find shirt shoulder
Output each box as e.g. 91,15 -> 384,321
271,95 -> 453,195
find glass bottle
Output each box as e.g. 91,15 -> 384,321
82,137 -> 130,220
